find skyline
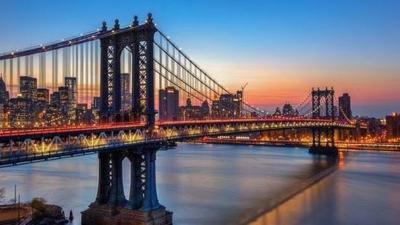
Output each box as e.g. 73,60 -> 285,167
0,0 -> 399,117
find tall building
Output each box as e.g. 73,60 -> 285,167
50,91 -> 61,107
200,100 -> 210,118
386,113 -> 400,138
0,77 -> 9,104
92,97 -> 101,111
159,86 -> 179,121
282,103 -> 295,116
37,88 -> 50,103
9,97 -> 34,128
211,92 -> 241,118
65,77 -> 77,107
121,73 -> 131,111
339,93 -> 352,120
20,76 -> 37,101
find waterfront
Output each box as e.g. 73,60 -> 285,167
0,144 -> 399,225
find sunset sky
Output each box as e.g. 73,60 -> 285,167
0,0 -> 399,117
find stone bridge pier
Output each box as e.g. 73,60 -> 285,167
81,146 -> 172,225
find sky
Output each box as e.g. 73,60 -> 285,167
0,0 -> 399,117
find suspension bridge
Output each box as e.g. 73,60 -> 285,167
0,14 -> 357,225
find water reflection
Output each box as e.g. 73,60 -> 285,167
248,151 -> 400,225
0,144 -> 338,225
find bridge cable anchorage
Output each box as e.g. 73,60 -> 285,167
155,30 -> 268,116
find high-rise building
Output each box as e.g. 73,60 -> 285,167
212,93 -> 241,118
20,76 -> 37,101
59,87 -> 69,106
339,93 -> 352,120
50,91 -> 61,107
0,77 -> 9,104
92,97 -> 101,111
159,86 -> 179,121
37,88 -> 50,103
282,103 -> 295,116
58,86 -> 70,118
200,100 -> 210,118
121,73 -> 131,111
65,77 -> 77,107
9,97 -> 34,128
386,113 -> 400,138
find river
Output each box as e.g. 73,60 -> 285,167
0,144 -> 398,225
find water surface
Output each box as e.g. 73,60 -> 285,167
0,144 -> 333,224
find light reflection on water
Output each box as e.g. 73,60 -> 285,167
249,151 -> 400,225
2,144 -> 387,225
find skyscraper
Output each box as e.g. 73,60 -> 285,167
37,88 -> 50,103
65,77 -> 77,107
386,113 -> 400,138
120,73 -> 131,111
0,77 -> 9,104
20,76 -> 37,101
159,86 -> 179,121
339,93 -> 352,120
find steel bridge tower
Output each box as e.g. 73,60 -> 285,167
309,87 -> 338,156
82,14 -> 172,225
99,15 -> 156,128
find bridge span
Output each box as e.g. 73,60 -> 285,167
0,13 -> 358,225
0,118 -> 353,168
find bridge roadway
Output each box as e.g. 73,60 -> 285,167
0,118 -> 353,167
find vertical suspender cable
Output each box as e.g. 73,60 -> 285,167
95,41 -> 99,98
85,42 -> 89,105
90,41 -> 94,105
9,59 -> 13,96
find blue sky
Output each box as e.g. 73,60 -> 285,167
0,0 -> 399,117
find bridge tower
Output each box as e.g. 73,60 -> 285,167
310,87 -> 338,156
83,14 -> 172,225
99,14 -> 156,129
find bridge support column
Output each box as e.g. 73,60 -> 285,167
309,127 -> 338,156
95,152 -> 111,204
82,147 -> 172,225
108,151 -> 127,207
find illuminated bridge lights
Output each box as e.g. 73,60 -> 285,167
0,118 -> 356,167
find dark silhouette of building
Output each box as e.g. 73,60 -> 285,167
20,76 -> 37,101
282,103 -> 296,116
339,93 -> 352,120
200,100 -> 210,118
50,91 -> 61,107
273,107 -> 282,116
37,88 -> 50,103
0,77 -> 9,105
121,73 -> 131,112
65,77 -> 77,107
92,97 -> 101,111
211,91 -> 241,118
159,86 -> 179,121
386,113 -> 400,138
9,97 -> 34,128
